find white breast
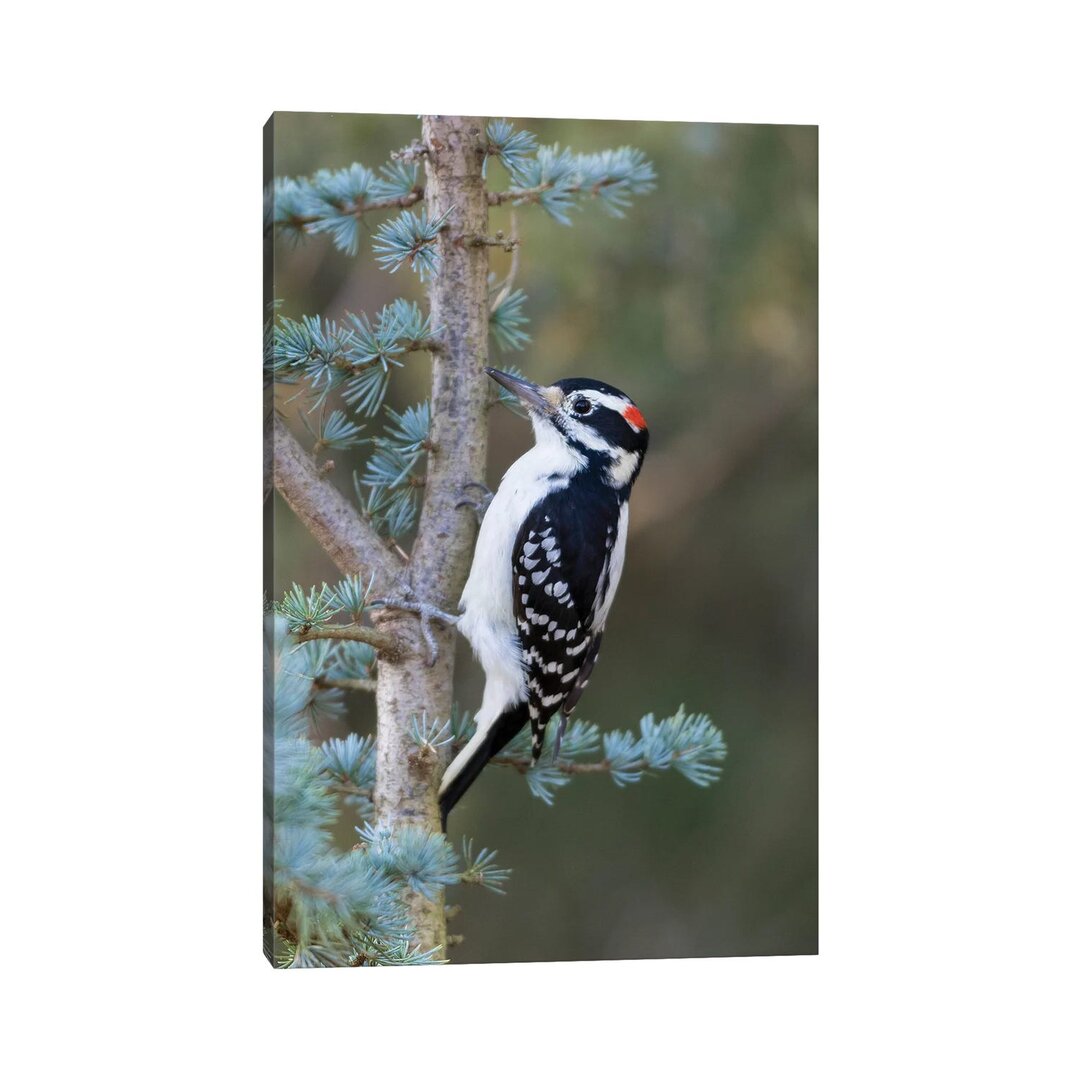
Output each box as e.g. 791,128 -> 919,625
457,423 -> 584,722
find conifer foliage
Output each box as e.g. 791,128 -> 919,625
267,116 -> 726,966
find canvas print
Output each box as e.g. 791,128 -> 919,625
264,113 -> 817,966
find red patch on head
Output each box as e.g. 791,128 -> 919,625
622,405 -> 647,431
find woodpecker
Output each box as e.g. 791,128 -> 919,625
439,367 -> 649,826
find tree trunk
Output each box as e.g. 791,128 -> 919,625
371,116 -> 491,957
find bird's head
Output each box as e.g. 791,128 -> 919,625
486,367 -> 649,489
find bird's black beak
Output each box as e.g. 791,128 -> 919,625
485,367 -> 560,416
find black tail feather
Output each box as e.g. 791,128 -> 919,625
439,702 -> 530,830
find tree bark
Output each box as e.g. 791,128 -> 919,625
369,116 -> 491,956
271,118 -> 491,958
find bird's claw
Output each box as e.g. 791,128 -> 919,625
456,481 -> 494,522
551,715 -> 568,762
369,583 -> 460,667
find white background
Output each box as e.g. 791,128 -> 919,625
2,2 -> 1077,1077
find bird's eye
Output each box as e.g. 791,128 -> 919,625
571,398 -> 593,416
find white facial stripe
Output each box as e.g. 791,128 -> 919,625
542,388 -> 643,459
572,389 -> 631,413
564,388 -> 643,438
606,448 -> 640,487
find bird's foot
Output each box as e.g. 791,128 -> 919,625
369,582 -> 460,667
551,716 -> 569,762
456,480 -> 494,522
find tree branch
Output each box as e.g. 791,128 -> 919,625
470,233 -> 520,251
274,190 -> 424,232
272,415 -> 405,589
487,180 -> 616,206
488,749 -> 714,777
490,754 -> 612,774
391,141 -> 429,164
297,623 -> 400,658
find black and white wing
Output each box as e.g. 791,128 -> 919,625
511,488 -> 624,760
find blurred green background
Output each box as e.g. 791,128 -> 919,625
270,113 -> 817,962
